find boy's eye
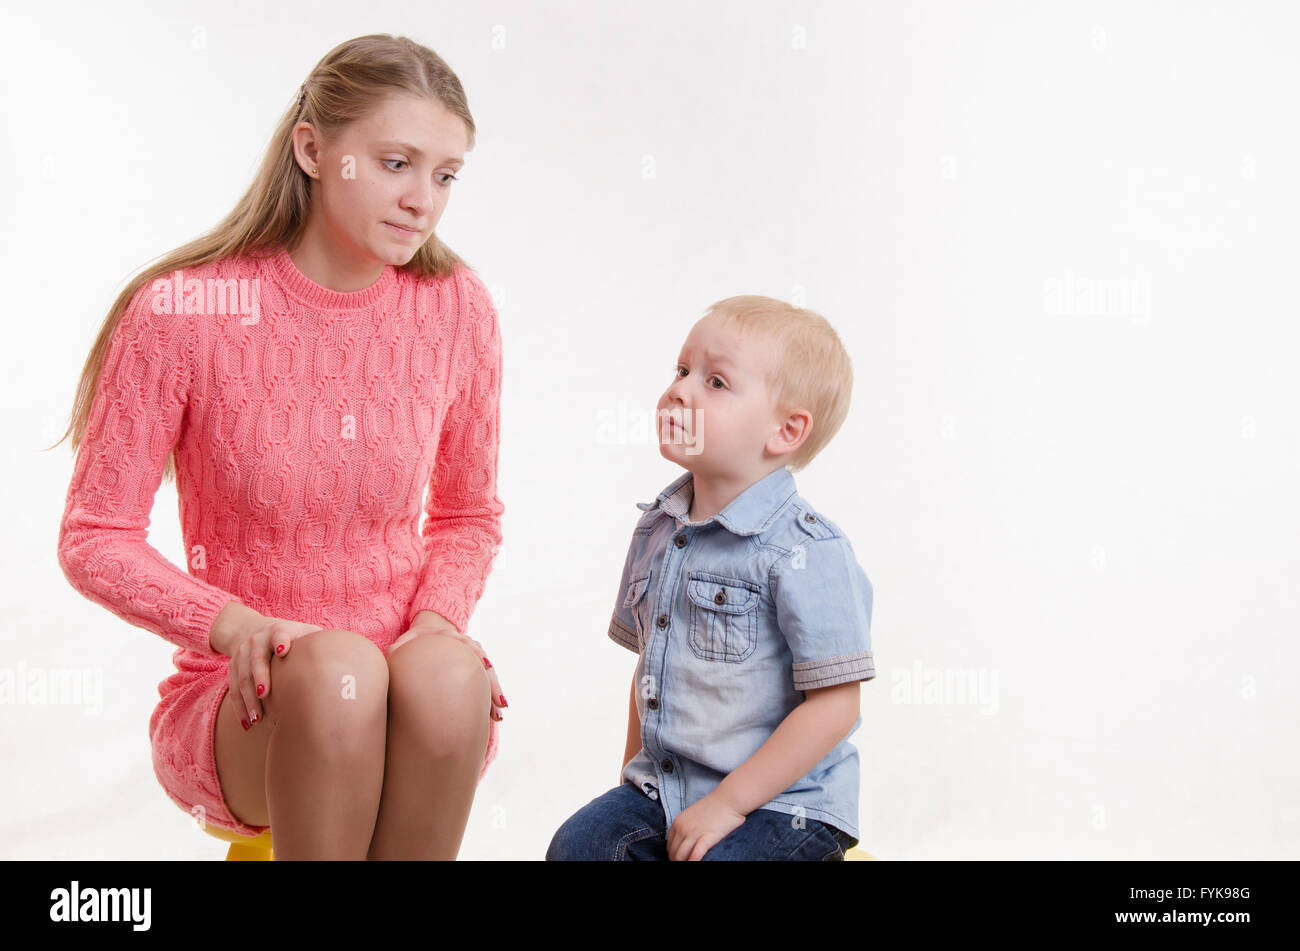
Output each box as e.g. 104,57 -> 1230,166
674,366 -> 726,389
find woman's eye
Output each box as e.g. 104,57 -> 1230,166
382,160 -> 457,185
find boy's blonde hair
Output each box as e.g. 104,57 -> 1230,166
705,295 -> 853,474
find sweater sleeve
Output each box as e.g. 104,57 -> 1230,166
404,269 -> 506,634
57,280 -> 242,657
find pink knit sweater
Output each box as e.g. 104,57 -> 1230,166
57,247 -> 504,777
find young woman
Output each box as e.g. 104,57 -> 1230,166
53,34 -> 507,860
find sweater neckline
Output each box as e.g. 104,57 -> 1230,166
265,246 -> 397,310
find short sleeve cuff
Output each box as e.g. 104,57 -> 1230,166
608,616 -> 640,653
792,650 -> 875,690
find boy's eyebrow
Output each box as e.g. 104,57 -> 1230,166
679,347 -> 735,369
373,140 -> 465,167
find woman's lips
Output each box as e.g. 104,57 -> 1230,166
385,222 -> 419,237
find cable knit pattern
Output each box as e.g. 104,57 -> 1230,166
57,247 -> 505,830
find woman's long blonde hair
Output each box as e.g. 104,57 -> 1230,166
49,33 -> 478,483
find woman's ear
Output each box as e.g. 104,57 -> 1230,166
291,122 -> 323,177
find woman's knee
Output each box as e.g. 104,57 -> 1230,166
385,632 -> 491,753
263,628 -> 389,738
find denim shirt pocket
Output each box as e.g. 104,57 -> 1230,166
685,571 -> 761,662
623,571 -> 652,648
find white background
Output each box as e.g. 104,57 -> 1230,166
2,0 -> 1296,859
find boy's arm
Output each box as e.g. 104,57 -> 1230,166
622,672 -> 642,779
711,681 -> 860,817
712,534 -> 875,816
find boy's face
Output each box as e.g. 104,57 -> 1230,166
657,313 -> 802,479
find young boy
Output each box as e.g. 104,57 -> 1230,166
547,295 -> 875,861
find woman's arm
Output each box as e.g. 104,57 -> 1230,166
405,270 -> 505,635
57,282 -> 243,656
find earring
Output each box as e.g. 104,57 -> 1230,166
312,167 -> 318,176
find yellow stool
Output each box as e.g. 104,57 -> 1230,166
199,823 -> 274,861
844,846 -> 878,860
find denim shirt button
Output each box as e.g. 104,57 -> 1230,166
675,534 -> 687,547
805,513 -> 816,522
647,697 -> 659,710
661,758 -> 674,773
657,614 -> 668,628
713,590 -> 726,604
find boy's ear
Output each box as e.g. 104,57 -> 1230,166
768,408 -> 813,458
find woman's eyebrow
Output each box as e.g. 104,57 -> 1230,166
373,140 -> 465,167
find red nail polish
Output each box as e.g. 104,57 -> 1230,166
499,694 -> 507,707
275,644 -> 285,655
241,719 -> 250,731
483,657 -> 492,669
257,684 -> 265,697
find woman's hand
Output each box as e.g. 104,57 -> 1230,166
210,601 -> 324,731
387,612 -> 506,723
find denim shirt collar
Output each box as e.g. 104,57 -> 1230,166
635,466 -> 797,536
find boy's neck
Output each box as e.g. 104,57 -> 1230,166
685,465 -> 785,523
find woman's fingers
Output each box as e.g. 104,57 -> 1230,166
234,640 -> 262,730
228,659 -> 242,729
457,634 -> 503,720
466,636 -> 505,719
227,619 -> 320,732
250,630 -> 273,706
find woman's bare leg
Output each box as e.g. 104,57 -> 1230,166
214,628 -> 389,859
366,632 -> 492,860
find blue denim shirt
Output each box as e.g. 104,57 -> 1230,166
607,465 -> 875,840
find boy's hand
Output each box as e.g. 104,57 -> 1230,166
666,793 -> 747,861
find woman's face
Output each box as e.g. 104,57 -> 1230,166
293,92 -> 469,267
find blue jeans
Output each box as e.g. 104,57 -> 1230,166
546,782 -> 859,860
